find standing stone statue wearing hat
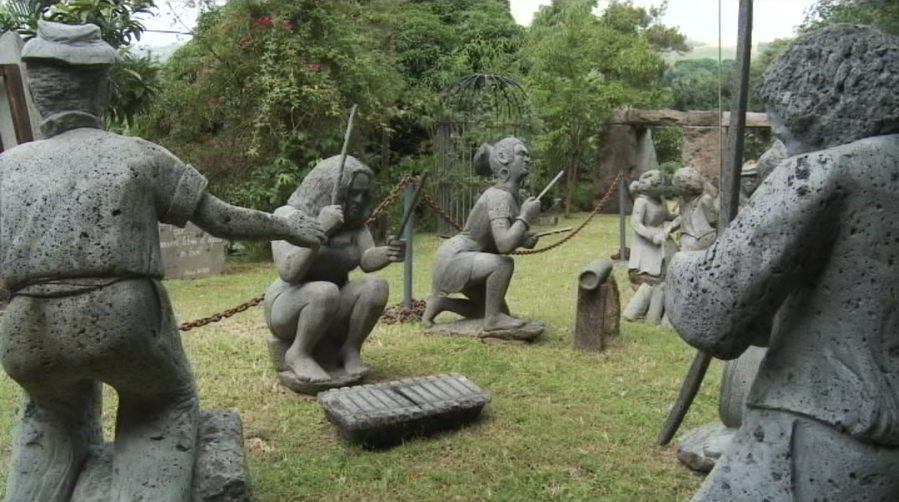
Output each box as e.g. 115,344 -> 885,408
672,166 -> 718,252
263,155 -> 405,394
422,136 -> 545,341
666,24 -> 899,502
0,21 -> 325,502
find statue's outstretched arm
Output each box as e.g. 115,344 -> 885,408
665,154 -> 839,359
191,194 -> 325,249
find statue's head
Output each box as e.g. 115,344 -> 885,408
740,161 -> 760,197
757,24 -> 899,156
473,136 -> 531,183
21,21 -> 119,120
287,155 -> 375,228
673,167 -> 704,197
630,169 -> 665,197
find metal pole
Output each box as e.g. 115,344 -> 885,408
619,173 -> 627,261
403,181 -> 414,309
658,0 -> 753,446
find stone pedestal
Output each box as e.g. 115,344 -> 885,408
267,336 -> 366,395
426,318 -> 544,343
71,409 -> 252,502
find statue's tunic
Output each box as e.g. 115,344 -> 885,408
680,193 -> 719,252
627,195 -> 676,277
0,113 -> 207,294
432,186 -> 518,294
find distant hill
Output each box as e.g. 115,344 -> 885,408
666,44 -> 737,62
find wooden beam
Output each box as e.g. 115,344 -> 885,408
0,64 -> 34,145
609,108 -> 769,128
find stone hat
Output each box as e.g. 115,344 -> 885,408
741,161 -> 758,176
21,21 -> 118,65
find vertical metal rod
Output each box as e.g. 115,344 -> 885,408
720,0 -> 753,226
619,173 -> 627,261
402,181 -> 414,309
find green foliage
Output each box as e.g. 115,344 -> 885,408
650,126 -> 682,165
0,0 -> 160,128
521,0 -> 679,214
801,0 -> 899,35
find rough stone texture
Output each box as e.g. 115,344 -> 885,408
573,259 -> 620,351
266,336 -> 365,394
0,32 -> 43,147
69,409 -> 251,502
0,21 -> 324,502
159,222 -> 227,280
718,346 -> 767,428
318,373 -> 491,447
426,318 -> 544,342
677,423 -> 735,474
666,24 -> 899,502
681,127 -> 722,181
594,124 -> 637,214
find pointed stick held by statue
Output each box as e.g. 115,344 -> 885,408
332,104 -> 359,205
536,170 -> 565,202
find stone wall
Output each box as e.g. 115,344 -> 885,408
159,222 -> 227,280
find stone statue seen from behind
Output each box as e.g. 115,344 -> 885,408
0,21 -> 325,502
666,24 -> 899,502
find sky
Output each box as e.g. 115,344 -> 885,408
139,0 -> 819,48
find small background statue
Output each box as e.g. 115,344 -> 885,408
673,166 -> 719,252
422,136 -> 544,342
622,169 -> 678,324
264,155 -> 405,394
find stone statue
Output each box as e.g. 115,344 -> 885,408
422,136 -> 544,342
672,166 -> 718,252
666,24 -> 899,502
622,169 -> 678,323
263,155 -> 404,393
0,22 -> 326,502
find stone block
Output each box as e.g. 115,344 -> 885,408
318,373 -> 491,447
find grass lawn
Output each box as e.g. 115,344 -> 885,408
0,213 -> 723,502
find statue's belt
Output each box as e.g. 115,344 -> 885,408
3,275 -> 158,300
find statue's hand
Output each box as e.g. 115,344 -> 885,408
284,209 -> 326,248
522,232 -> 539,249
318,204 -> 344,235
519,196 -> 541,223
386,236 -> 406,262
652,231 -> 668,246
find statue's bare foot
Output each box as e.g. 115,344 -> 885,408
340,350 -> 370,378
422,294 -> 442,328
482,313 -> 526,332
284,350 -> 331,383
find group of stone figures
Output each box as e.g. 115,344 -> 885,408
1,19 -> 898,502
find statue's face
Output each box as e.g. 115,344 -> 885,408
504,142 -> 531,180
638,170 -> 664,196
344,172 -> 372,226
673,168 -> 702,196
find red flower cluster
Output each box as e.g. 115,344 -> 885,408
308,63 -> 321,71
238,36 -> 252,45
254,16 -> 273,28
281,20 -> 294,29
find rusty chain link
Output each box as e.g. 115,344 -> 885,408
179,295 -> 264,332
512,171 -> 624,255
177,172 -> 623,330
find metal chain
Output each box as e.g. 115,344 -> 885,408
419,191 -> 464,231
179,295 -> 264,332
512,171 -> 624,255
367,174 -> 415,224
177,172 -> 624,330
